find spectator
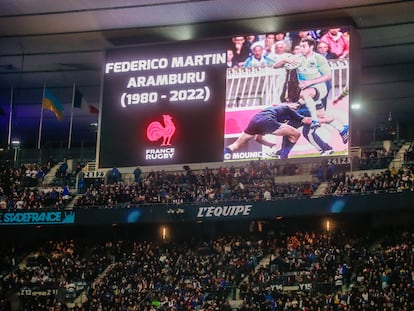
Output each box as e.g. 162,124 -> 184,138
226,49 -> 238,68
243,41 -> 275,67
275,31 -> 292,52
262,33 -> 276,55
230,36 -> 251,67
316,41 -> 337,59
107,167 -> 121,184
269,40 -> 292,102
133,166 -> 143,184
320,28 -> 350,59
290,30 -> 312,49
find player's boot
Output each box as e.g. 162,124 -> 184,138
224,147 -> 232,155
310,120 -> 321,129
320,149 -> 334,156
266,145 -> 281,159
340,125 -> 349,144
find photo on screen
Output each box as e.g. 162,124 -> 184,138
224,28 -> 350,162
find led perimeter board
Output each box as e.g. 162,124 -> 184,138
99,27 -> 350,168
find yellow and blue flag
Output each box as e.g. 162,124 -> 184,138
42,88 -> 64,120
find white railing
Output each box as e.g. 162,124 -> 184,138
226,66 -> 286,108
226,59 -> 349,109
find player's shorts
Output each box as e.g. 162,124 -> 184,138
303,82 -> 328,101
244,113 -> 282,135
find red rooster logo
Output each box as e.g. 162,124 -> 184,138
146,114 -> 176,146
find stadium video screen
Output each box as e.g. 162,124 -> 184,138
99,27 -> 350,168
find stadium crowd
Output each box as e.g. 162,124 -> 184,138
358,148 -> 394,171
0,159 -> 73,210
75,162 -> 316,208
0,143 -> 413,310
238,229 -> 414,310
0,142 -> 410,211
324,164 -> 414,196
0,226 -> 414,310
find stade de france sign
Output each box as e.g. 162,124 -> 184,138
0,211 -> 75,225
